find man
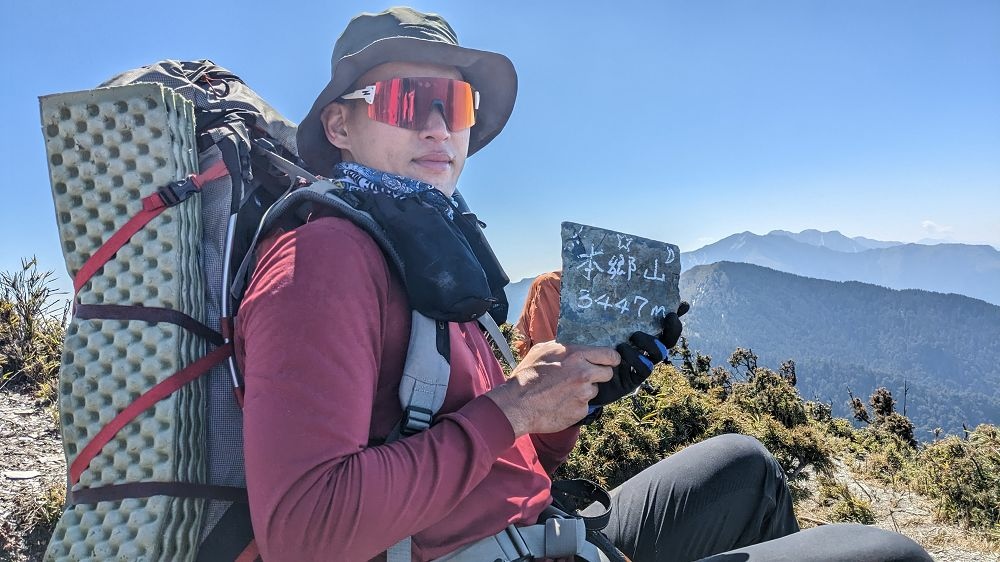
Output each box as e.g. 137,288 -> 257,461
236,7 -> 932,562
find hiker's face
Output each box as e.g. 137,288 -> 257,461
323,62 -> 471,197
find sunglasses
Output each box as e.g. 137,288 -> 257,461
340,77 -> 480,131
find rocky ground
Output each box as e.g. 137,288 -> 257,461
1,386 -> 997,561
1,389 -> 64,562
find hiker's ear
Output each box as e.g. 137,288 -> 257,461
322,102 -> 352,152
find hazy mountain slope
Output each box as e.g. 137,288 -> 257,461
680,262 -> 1000,436
681,232 -> 1000,305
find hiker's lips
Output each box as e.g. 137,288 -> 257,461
413,153 -> 453,172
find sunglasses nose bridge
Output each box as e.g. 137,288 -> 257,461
422,99 -> 451,132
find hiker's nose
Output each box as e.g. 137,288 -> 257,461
420,102 -> 451,140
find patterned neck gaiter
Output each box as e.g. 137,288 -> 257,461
328,161 -> 509,324
333,161 -> 455,220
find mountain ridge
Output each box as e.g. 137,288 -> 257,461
679,261 -> 1000,436
681,230 -> 1000,305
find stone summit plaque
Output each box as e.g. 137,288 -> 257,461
557,222 -> 681,347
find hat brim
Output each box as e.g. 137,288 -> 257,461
297,37 -> 517,174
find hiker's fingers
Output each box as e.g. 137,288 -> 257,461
488,343 -> 618,435
657,301 -> 688,349
573,344 -> 620,368
629,331 -> 668,364
521,342 -> 618,381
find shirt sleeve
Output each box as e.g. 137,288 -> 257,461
237,218 -> 516,562
530,426 -> 581,475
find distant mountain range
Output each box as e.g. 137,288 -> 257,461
681,230 -> 1000,306
502,229 -> 1000,437
505,229 -> 1000,321
679,262 -> 1000,437
769,229 -> 903,252
503,260 -> 1000,437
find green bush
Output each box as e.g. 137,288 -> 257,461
559,356 -> 832,491
730,368 -> 807,429
912,425 -> 1000,533
0,257 -> 67,402
559,365 -> 713,489
851,427 -> 916,485
818,476 -> 877,525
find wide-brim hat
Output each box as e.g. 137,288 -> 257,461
297,7 -> 517,174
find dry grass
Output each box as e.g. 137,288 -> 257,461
796,457 -> 1000,562
0,257 -> 67,402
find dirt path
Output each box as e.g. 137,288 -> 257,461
0,389 -> 64,562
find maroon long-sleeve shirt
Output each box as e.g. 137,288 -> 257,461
235,217 -> 580,561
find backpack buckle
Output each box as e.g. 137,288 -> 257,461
157,177 -> 200,207
400,405 -> 433,436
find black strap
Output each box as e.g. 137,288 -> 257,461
69,482 -> 248,505
196,501 -> 256,562
75,304 -> 224,346
550,479 -> 613,531
587,529 -> 629,562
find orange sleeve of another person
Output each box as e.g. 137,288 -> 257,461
514,270 -> 562,357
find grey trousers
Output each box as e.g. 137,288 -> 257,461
582,434 -> 932,562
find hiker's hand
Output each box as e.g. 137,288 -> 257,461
590,301 -> 690,407
486,341 -> 618,437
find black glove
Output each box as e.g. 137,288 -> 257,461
590,301 -> 689,407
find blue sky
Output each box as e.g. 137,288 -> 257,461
2,0 -> 998,295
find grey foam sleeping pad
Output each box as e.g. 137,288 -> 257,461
40,83 -> 206,562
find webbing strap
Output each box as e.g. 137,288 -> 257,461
69,344 -> 233,484
75,304 -> 224,346
477,312 -> 517,368
72,160 -> 229,294
69,481 -> 248,505
72,194 -> 168,293
251,139 -> 320,183
432,521 -> 606,562
551,479 -> 613,531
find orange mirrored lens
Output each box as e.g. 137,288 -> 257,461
368,77 -> 476,131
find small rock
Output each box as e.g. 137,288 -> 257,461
13,408 -> 35,415
3,470 -> 42,480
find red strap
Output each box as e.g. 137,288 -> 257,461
73,196 -> 166,293
235,539 -> 261,562
69,344 -> 233,485
193,160 -> 228,188
72,160 -> 229,294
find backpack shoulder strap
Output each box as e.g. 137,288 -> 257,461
478,312 -> 517,369
394,311 -> 451,437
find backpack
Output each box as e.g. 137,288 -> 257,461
41,59 -> 297,562
40,59 -> 516,562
